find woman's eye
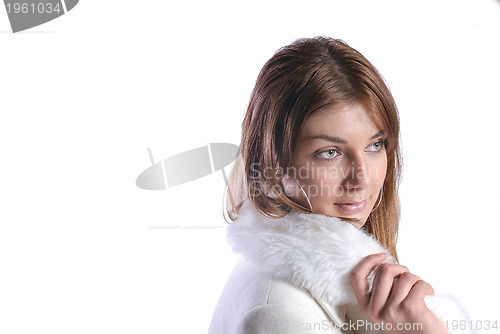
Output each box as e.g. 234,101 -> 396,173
368,139 -> 386,152
316,148 -> 340,160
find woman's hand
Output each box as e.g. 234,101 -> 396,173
350,253 -> 448,334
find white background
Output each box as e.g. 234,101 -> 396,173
1,0 -> 499,333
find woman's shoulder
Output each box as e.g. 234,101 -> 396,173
209,259 -> 345,333
229,258 -> 329,310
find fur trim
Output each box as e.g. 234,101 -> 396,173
226,199 -> 475,334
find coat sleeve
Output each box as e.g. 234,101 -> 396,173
425,294 -> 477,334
235,303 -> 344,334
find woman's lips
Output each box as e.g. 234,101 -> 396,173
334,200 -> 367,214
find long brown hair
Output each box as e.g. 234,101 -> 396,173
223,37 -> 402,261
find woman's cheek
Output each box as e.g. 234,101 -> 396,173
371,156 -> 388,185
308,172 -> 342,203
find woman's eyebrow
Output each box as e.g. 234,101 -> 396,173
303,130 -> 385,144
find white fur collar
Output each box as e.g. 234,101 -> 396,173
226,199 -> 474,333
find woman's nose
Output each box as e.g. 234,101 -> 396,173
343,156 -> 369,190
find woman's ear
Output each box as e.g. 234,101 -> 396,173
282,173 -> 301,197
281,174 -> 313,211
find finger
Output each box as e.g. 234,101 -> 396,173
350,253 -> 387,307
369,264 -> 410,316
402,280 -> 435,310
386,272 -> 421,306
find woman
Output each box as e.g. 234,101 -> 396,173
208,37 -> 472,334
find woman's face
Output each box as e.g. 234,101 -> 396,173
286,102 -> 388,228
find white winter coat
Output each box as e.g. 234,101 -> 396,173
208,199 -> 474,334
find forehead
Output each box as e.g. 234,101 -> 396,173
300,103 -> 383,139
